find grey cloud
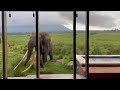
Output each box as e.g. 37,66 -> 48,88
76,12 -> 86,25
59,12 -> 73,20
59,12 -> 86,25
59,11 -> 117,28
0,11 -> 117,29
90,12 -> 116,28
0,11 -> 68,26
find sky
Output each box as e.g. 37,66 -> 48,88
59,11 -> 120,30
0,11 -> 74,29
0,11 -> 120,31
89,11 -> 120,30
0,11 -> 85,31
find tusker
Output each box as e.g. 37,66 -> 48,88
24,32 -> 53,68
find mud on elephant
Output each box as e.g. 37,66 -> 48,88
24,32 -> 53,68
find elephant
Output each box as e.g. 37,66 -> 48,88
39,32 -> 53,63
24,32 -> 53,68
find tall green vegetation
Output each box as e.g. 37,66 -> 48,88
0,32 -> 120,77
0,34 -> 74,77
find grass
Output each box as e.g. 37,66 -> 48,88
0,33 -> 74,77
89,33 -> 120,55
1,32 -> 119,77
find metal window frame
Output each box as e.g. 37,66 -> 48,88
36,11 -> 40,79
2,11 -> 89,79
75,11 -> 88,79
1,11 -> 40,79
85,11 -> 89,78
2,11 -> 8,79
73,11 -> 76,79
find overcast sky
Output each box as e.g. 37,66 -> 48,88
0,11 -> 85,30
0,11 -> 72,25
0,11 -> 120,31
59,11 -> 120,30
89,11 -> 120,30
0,11 -> 74,29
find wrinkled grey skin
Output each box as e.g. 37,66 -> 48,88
39,32 -> 53,63
24,32 -> 53,68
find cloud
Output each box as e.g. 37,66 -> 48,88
59,12 -> 73,21
38,12 -> 67,25
59,11 -> 119,29
89,12 -> 116,28
0,11 -> 73,26
0,11 -> 35,26
59,11 -> 86,25
0,11 -> 119,30
59,11 -> 86,30
76,12 -> 86,25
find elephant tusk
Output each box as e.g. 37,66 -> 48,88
21,52 -> 36,73
13,50 -> 28,71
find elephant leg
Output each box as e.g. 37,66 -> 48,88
40,54 -> 44,68
49,50 -> 53,61
48,42 -> 53,61
49,54 -> 53,61
43,53 -> 47,63
35,47 -> 44,68
42,46 -> 48,62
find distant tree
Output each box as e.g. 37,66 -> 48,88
90,32 -> 97,35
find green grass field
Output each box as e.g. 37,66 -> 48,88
0,34 -> 74,78
89,33 -> 120,55
0,32 -> 120,78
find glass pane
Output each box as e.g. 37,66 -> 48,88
6,11 -> 36,78
89,11 -> 120,74
38,11 -> 73,79
76,11 -> 86,79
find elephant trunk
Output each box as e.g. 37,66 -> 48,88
24,40 -> 34,65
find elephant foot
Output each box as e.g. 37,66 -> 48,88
40,62 -> 44,68
40,64 -> 44,68
24,63 -> 27,66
